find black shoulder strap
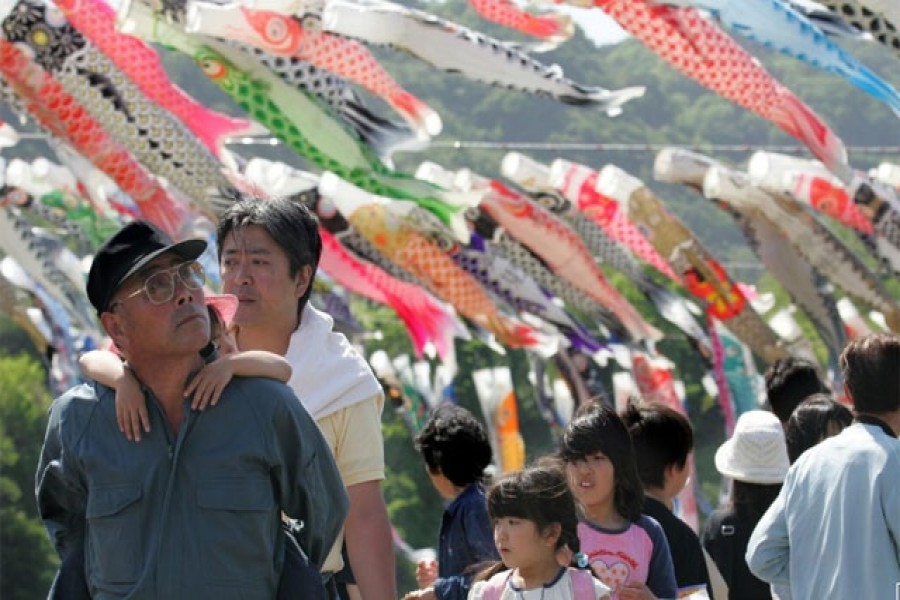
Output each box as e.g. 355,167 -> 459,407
713,513 -> 738,583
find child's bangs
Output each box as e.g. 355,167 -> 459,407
487,484 -> 530,520
560,422 -> 606,462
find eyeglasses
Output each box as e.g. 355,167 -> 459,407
114,261 -> 206,307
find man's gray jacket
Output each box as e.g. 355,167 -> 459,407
36,376 -> 348,599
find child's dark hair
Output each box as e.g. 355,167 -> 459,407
621,401 -> 693,490
731,480 -> 782,523
785,393 -> 852,463
207,305 -> 226,337
764,357 -> 829,423
199,305 -> 226,360
560,401 -> 644,522
475,464 -> 584,581
414,404 -> 492,487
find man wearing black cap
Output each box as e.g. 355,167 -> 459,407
35,220 -> 348,598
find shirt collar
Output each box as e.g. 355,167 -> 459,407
855,414 -> 897,438
445,483 -> 483,515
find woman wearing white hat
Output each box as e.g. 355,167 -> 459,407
700,411 -> 789,600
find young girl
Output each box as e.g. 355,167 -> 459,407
560,402 -> 677,599
79,293 -> 291,441
469,465 -> 612,600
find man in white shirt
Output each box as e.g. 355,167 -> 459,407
746,333 -> 900,600
217,196 -> 396,600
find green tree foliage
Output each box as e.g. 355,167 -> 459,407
0,354 -> 58,599
0,314 -> 44,364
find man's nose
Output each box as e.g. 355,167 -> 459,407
231,260 -> 252,286
174,280 -> 197,306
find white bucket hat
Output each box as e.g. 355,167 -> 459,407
715,411 -> 790,484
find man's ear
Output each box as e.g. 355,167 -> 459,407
843,383 -> 855,409
293,264 -> 314,299
100,311 -> 127,352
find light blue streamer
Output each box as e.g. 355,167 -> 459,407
667,0 -> 900,118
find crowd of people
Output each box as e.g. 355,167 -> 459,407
33,201 -> 900,599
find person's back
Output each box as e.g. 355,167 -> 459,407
703,411 -> 787,600
747,333 -> 900,600
747,422 -> 900,599
702,501 -> 774,600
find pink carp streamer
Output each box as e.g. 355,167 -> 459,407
319,227 -> 461,361
631,350 -> 699,531
346,203 -> 538,348
467,0 -> 573,46
186,4 -> 441,137
52,0 -> 256,159
480,180 -> 663,342
707,313 -> 736,435
575,0 -> 849,177
0,40 -> 188,237
550,159 -> 680,282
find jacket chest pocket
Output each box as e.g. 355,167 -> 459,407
86,483 -> 143,585
196,478 -> 277,584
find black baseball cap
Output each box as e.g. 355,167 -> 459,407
87,220 -> 207,315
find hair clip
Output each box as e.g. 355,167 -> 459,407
575,552 -> 589,569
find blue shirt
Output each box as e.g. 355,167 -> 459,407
433,483 -> 498,600
746,422 -> 900,600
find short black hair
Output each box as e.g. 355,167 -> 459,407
764,357 -> 829,423
840,333 -> 900,415
415,404 -> 492,487
216,196 -> 321,319
621,402 -> 694,490
785,393 -> 852,463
